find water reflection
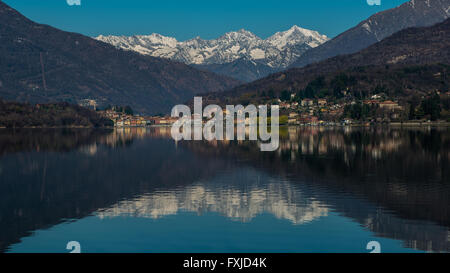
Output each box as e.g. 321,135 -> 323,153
97,171 -> 329,225
182,126 -> 450,252
0,127 -> 448,252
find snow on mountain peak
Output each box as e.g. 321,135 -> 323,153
267,25 -> 329,49
220,29 -> 260,42
95,26 -> 329,68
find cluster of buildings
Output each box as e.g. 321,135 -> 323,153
78,99 -> 98,111
279,98 -> 341,125
85,91 -> 425,128
278,94 -> 405,125
77,99 -> 179,127
363,99 -> 402,110
99,109 -> 178,127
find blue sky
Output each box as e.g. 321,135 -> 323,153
4,0 -> 409,40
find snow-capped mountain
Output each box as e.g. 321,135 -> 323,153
96,26 -> 328,82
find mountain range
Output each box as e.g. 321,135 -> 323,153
0,2 -> 239,115
1,0 -> 449,115
206,18 -> 450,105
95,0 -> 450,82
289,0 -> 450,68
96,26 -> 329,82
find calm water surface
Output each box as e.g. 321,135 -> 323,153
0,127 -> 448,253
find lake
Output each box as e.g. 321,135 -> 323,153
0,126 -> 448,253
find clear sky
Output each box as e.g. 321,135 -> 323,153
4,0 -> 410,40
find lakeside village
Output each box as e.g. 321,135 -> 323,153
79,90 -> 450,128
77,101 -> 176,127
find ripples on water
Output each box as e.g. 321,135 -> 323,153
0,126 -> 448,252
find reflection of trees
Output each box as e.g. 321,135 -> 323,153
0,127 -> 448,252
0,128 -> 205,252
0,129 -> 112,155
183,127 -> 450,252
0,127 -> 176,156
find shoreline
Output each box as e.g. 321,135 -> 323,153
290,122 -> 450,127
1,122 -> 449,130
0,126 -> 115,129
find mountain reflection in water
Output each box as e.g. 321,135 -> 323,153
0,127 -> 448,252
97,172 -> 330,225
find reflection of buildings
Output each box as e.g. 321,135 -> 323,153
97,171 -> 329,225
183,126 -> 450,252
1,126 -> 449,252
77,127 -> 175,154
277,126 -> 443,163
